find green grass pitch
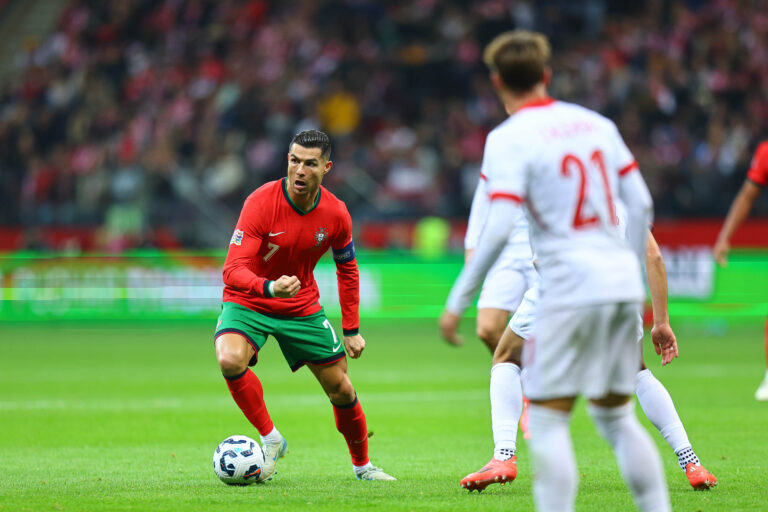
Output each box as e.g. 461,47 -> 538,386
1,317 -> 767,511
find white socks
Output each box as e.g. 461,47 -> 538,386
527,405 -> 578,511
635,369 -> 692,455
260,426 -> 283,445
587,401 -> 670,512
353,461 -> 373,473
490,362 -> 522,460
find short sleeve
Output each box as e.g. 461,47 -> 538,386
747,142 -> 768,187
484,129 -> 527,204
610,122 -> 638,177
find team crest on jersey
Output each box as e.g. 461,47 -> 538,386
313,227 -> 328,247
230,229 -> 244,246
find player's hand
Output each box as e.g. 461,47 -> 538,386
713,239 -> 730,267
343,334 -> 365,359
438,310 -> 463,346
651,322 -> 678,366
273,275 -> 300,298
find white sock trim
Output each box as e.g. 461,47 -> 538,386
491,362 -> 521,374
353,462 -> 373,473
260,426 -> 282,444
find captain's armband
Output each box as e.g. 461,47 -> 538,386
333,240 -> 356,264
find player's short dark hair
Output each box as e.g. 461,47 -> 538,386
290,130 -> 332,160
483,31 -> 551,93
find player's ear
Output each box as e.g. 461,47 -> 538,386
324,160 -> 333,174
490,71 -> 504,92
542,66 -> 552,86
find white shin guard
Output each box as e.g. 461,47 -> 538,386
528,404 -> 578,512
490,363 -> 522,457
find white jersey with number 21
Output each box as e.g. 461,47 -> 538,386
484,98 -> 652,311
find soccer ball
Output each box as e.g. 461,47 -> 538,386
212,435 -> 265,485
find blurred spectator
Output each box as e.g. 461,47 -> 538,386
0,0 -> 766,251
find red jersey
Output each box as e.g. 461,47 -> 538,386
747,141 -> 768,187
222,178 -> 359,334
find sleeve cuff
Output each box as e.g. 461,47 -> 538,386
263,280 -> 275,297
342,328 -> 359,336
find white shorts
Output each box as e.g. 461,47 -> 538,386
509,285 -> 538,339
477,260 -> 537,312
522,302 -> 642,401
635,312 -> 644,344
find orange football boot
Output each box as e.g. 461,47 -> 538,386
520,396 -> 531,440
460,456 -> 517,492
685,463 -> 717,490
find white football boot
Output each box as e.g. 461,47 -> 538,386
259,436 -> 287,482
354,464 -> 396,481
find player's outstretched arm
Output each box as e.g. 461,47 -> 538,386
272,275 -> 301,298
441,199 -> 515,346
645,231 -> 678,365
343,333 -> 365,358
714,180 -> 762,267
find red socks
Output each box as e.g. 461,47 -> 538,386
225,369 -> 274,436
333,397 -> 369,466
226,371 -> 369,466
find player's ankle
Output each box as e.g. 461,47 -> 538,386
494,447 -> 516,461
260,426 -> 283,444
353,461 -> 373,473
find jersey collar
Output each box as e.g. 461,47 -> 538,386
282,177 -> 321,216
517,96 -> 556,112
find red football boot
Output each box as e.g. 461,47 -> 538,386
685,463 -> 717,490
460,456 -> 517,492
520,396 -> 531,440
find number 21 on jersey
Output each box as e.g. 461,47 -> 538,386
560,149 -> 617,229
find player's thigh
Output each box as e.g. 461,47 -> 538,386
508,286 -> 538,342
477,262 -> 529,312
523,303 -> 640,401
493,326 -> 524,366
590,393 -> 632,408
272,310 -> 345,372
214,302 -> 270,367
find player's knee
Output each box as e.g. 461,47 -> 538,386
216,346 -> 250,376
476,324 -> 503,346
326,379 -> 356,405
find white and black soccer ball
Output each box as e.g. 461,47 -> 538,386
213,435 -> 265,485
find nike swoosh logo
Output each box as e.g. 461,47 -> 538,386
268,232 -> 285,236
332,340 -> 341,352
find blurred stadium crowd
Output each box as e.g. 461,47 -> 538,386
0,0 -> 766,249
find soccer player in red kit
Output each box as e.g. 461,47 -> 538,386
714,140 -> 768,401
214,130 -> 395,481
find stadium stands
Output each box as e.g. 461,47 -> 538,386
0,0 -> 766,250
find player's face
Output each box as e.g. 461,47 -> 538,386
286,144 -> 332,197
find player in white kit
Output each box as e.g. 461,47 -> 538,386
457,222 -> 717,492
445,31 -> 671,511
439,167 -> 537,352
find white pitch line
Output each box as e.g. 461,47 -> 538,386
0,389 -> 488,412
